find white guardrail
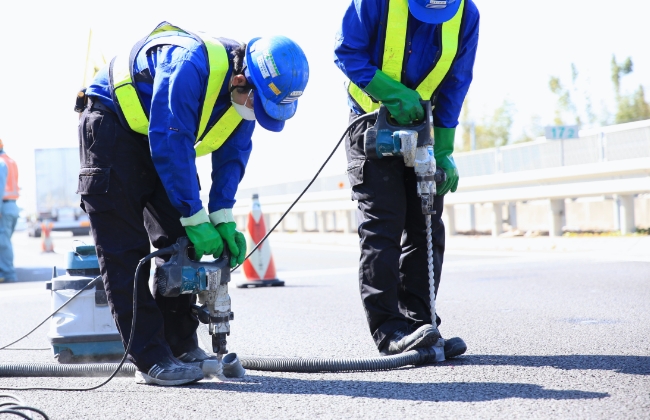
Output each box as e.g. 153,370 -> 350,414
228,120 -> 650,237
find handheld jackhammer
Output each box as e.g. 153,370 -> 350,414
363,100 -> 447,361
154,237 -> 233,359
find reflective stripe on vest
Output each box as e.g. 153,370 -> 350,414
110,22 -> 243,157
0,154 -> 19,200
347,0 -> 465,113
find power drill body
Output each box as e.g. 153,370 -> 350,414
154,237 -> 233,356
363,101 -> 445,215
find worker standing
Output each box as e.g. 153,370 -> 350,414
0,139 -> 20,283
78,22 -> 309,386
334,0 -> 479,357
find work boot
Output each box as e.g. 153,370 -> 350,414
177,347 -> 216,363
177,347 -> 222,378
134,356 -> 204,386
443,336 -> 467,359
379,324 -> 441,356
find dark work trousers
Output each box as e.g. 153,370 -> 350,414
345,112 -> 445,350
77,104 -> 198,372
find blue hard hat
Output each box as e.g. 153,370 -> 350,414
408,0 -> 461,24
245,36 -> 309,132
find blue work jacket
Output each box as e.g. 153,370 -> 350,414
334,0 -> 480,129
87,35 -> 253,218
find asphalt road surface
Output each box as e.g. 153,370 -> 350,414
0,231 -> 648,419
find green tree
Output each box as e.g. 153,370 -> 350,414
474,100 -> 514,149
549,64 -> 581,126
611,55 -> 650,123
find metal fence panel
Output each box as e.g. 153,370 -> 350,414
563,136 -> 601,166
456,122 -> 650,178
606,126 -> 650,161
456,149 -> 497,177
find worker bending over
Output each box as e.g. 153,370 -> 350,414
79,22 -> 309,385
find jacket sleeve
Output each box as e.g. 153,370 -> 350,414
148,47 -> 206,218
333,0 -> 382,89
207,121 -> 254,213
433,2 -> 480,129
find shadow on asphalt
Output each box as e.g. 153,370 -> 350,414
196,377 -> 608,401
449,354 -> 650,375
15,267 -> 54,283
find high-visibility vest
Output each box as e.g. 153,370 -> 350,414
109,22 -> 243,158
0,153 -> 19,200
348,0 -> 465,113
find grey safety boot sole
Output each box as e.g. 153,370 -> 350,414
380,324 -> 442,356
444,337 -> 467,359
134,371 -> 202,386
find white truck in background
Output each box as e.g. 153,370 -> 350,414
28,148 -> 90,237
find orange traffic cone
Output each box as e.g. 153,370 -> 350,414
41,222 -> 54,253
237,194 -> 284,288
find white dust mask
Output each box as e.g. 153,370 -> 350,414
231,90 -> 256,121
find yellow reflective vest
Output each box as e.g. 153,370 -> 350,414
348,0 -> 465,113
109,22 -> 242,157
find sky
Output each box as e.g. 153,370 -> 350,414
0,0 -> 647,213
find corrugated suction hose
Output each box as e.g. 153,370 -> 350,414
0,347 -> 438,377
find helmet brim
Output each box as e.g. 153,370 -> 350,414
253,89 -> 286,133
408,0 -> 461,24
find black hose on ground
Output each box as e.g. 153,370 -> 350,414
239,349 -> 426,373
0,347 -> 438,377
0,363 -> 136,378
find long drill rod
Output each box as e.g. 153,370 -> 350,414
425,214 -> 436,320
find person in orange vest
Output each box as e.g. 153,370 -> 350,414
0,138 -> 20,283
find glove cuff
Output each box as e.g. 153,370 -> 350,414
364,69 -> 396,102
180,208 -> 210,227
433,126 -> 456,157
209,208 -> 235,226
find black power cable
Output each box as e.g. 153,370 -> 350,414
231,111 -> 378,272
0,394 -> 49,419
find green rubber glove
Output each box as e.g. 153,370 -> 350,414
434,127 -> 459,196
184,223 -> 224,260
215,222 -> 247,268
364,70 -> 424,125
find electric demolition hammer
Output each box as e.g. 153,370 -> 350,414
363,100 -> 446,211
154,237 -> 233,357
